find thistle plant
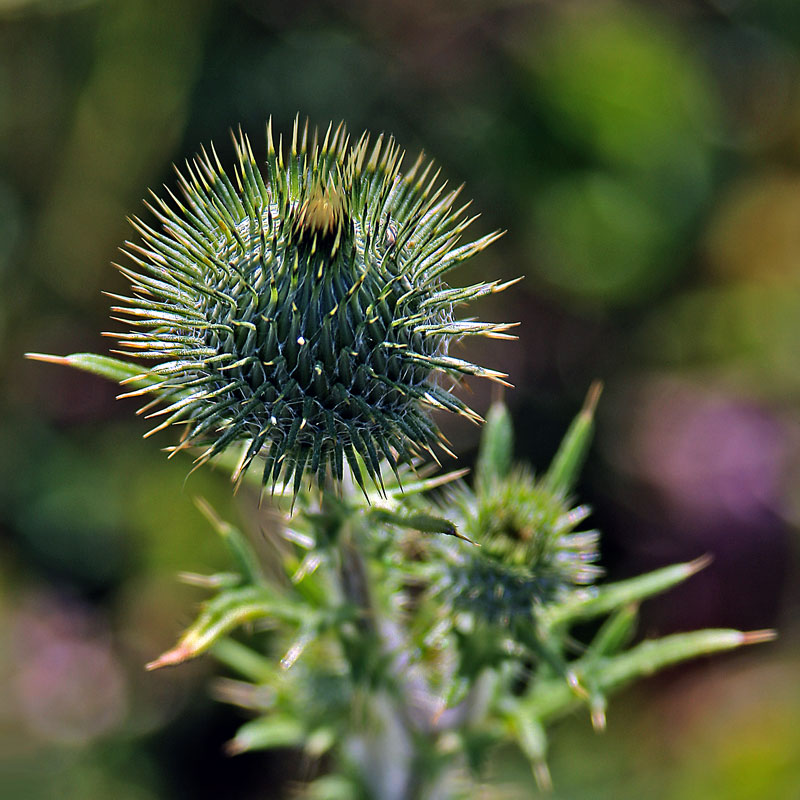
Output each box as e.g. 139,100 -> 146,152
29,119 -> 772,798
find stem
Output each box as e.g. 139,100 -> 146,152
334,513 -> 430,800
338,523 -> 377,636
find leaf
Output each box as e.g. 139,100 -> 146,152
369,508 -> 477,544
145,585 -> 311,670
225,714 -> 305,754
475,399 -> 513,489
583,603 -> 639,660
194,497 -> 266,586
539,556 -> 712,629
211,637 -> 276,683
384,467 -> 470,501
519,628 -> 774,724
541,381 -> 602,497
507,713 -> 552,791
26,352 -> 171,392
306,775 -> 363,800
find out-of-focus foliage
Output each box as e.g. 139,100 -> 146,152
526,6 -> 717,305
4,0 -> 800,797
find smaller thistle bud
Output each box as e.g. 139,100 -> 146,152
443,394 -> 602,626
468,468 -> 600,583
450,471 -> 602,626
105,118 -> 517,495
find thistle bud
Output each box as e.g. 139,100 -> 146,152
109,118 -> 516,494
444,393 -> 603,626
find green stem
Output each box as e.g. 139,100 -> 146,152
334,511 -> 439,800
338,524 -> 378,636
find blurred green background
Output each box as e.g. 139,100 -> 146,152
3,0 -> 800,797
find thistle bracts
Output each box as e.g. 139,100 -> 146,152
109,118 -> 515,494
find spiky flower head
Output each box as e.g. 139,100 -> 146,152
444,395 -> 603,626
111,118 -> 515,494
450,473 -> 602,625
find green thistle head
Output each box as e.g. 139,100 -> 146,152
111,118 -> 515,494
445,396 -> 602,626
447,472 -> 602,626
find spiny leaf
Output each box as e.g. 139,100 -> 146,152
145,585 -> 311,670
193,497 -> 267,586
26,352 -> 177,396
225,714 -> 305,755
542,381 -> 602,497
518,628 -> 776,725
539,555 -> 713,629
475,398 -> 513,490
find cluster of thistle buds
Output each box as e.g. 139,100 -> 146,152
59,116 -> 519,497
